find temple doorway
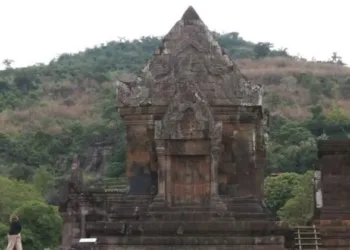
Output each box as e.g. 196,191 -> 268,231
170,155 -> 210,205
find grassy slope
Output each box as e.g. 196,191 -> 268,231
1,57 -> 350,135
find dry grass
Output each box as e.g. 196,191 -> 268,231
0,79 -> 116,134
0,89 -> 101,134
237,57 -> 350,78
236,57 -> 350,119
271,106 -> 310,120
335,100 -> 350,116
265,84 -> 310,107
1,57 -> 350,133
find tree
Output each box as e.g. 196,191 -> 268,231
331,52 -> 341,63
270,123 -> 314,146
270,47 -> 289,57
254,42 -> 273,58
325,107 -> 350,126
267,138 -> 317,173
5,163 -> 35,181
264,172 -> 301,214
325,107 -> 350,138
2,59 -> 14,69
0,176 -> 43,221
267,122 -> 318,173
0,223 -> 8,248
13,201 -> 62,250
32,165 -> 55,198
330,52 -> 345,66
278,171 -> 314,225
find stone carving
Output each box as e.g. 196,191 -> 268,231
116,73 -> 150,107
117,7 -> 262,107
156,94 -> 213,140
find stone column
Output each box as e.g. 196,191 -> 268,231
210,121 -> 226,210
155,142 -> 166,197
60,212 -> 73,249
80,206 -> 88,238
165,153 -> 172,206
149,142 -> 168,210
150,120 -> 168,209
210,145 -> 220,195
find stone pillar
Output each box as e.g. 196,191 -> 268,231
124,116 -> 153,180
80,206 -> 88,238
60,212 -> 73,249
210,145 -> 220,195
210,121 -> 226,210
150,139 -> 169,209
210,145 -> 226,210
155,141 -> 166,197
210,121 -> 222,194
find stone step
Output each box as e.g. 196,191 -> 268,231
90,207 -> 269,220
147,203 -> 265,211
226,205 -> 265,213
92,235 -> 285,246
86,220 -> 283,236
107,201 -> 151,206
147,206 -> 222,212
89,197 -> 152,203
221,196 -> 261,203
89,194 -> 150,198
320,215 -> 350,220
321,207 -> 350,211
145,211 -> 269,221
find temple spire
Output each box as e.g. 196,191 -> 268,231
181,6 -> 201,22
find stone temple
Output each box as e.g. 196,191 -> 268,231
59,6 -> 291,250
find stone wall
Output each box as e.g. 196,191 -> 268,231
119,105 -> 266,201
216,106 -> 265,199
317,140 -> 350,221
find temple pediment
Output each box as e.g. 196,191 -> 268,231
116,6 -> 262,108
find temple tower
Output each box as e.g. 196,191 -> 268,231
116,6 -> 266,208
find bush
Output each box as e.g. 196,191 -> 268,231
13,201 -> 62,250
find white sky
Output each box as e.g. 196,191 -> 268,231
0,0 -> 349,69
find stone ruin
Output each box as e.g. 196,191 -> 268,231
313,140 -> 350,249
59,6 -> 292,250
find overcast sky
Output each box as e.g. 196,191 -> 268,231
0,0 -> 349,69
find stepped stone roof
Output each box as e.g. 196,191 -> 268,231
116,6 -> 262,107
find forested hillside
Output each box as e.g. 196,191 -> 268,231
1,31 -> 350,248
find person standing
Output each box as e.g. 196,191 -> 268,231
6,215 -> 22,250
